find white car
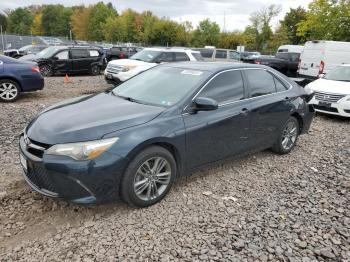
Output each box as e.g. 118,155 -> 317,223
306,65 -> 350,117
104,48 -> 202,84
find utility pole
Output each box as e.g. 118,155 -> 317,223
223,12 -> 226,33
70,30 -> 72,42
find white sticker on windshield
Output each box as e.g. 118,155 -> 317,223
181,70 -> 203,76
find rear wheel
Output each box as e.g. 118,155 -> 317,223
272,116 -> 299,154
91,65 -> 100,76
121,146 -> 176,208
0,79 -> 20,102
39,65 -> 53,77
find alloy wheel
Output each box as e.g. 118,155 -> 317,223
0,82 -> 18,101
281,121 -> 298,150
133,157 -> 172,201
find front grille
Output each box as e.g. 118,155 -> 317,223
26,162 -> 57,193
314,105 -> 339,113
26,137 -> 50,159
314,92 -> 345,103
106,64 -> 124,74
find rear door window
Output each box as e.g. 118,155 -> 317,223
175,52 -> 190,61
71,49 -> 89,59
198,70 -> 244,103
215,50 -> 227,59
157,52 -> 174,62
274,77 -> 288,92
198,49 -> 214,58
245,69 -> 276,97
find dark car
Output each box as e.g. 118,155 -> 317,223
31,46 -> 104,77
105,46 -> 142,62
254,52 -> 300,77
0,55 -> 44,102
4,45 -> 47,59
19,62 -> 314,207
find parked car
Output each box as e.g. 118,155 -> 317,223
193,48 -> 241,62
20,62 -> 314,207
305,65 -> 350,117
28,46 -> 104,77
104,47 -> 202,84
254,52 -> 300,77
240,51 -> 261,63
298,40 -> 350,81
105,46 -> 142,62
0,55 -> 44,102
4,45 -> 47,59
278,45 -> 304,53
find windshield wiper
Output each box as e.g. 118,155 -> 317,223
115,94 -> 147,105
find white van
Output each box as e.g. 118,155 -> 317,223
277,45 -> 304,53
298,40 -> 350,80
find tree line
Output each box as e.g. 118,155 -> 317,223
0,0 -> 349,52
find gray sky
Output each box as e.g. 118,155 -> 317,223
1,0 -> 312,31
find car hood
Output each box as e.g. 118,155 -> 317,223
109,59 -> 156,67
308,78 -> 350,95
26,92 -> 165,144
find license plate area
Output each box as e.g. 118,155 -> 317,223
107,73 -> 113,79
20,154 -> 27,171
319,101 -> 332,108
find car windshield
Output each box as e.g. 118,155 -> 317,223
37,46 -> 62,59
130,49 -> 162,63
324,66 -> 350,82
112,66 -> 209,107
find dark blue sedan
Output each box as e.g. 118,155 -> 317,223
20,62 -> 314,207
0,55 -> 44,102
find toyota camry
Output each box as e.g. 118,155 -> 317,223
19,62 -> 314,207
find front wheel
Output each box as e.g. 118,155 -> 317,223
0,79 -> 20,102
272,116 -> 300,154
39,65 -> 53,77
121,146 -> 176,208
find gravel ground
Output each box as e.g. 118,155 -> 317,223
0,75 -> 349,261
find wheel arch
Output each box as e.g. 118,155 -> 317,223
291,112 -> 303,134
0,76 -> 22,91
124,138 -> 184,178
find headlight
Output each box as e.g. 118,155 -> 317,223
47,137 -> 119,161
304,85 -> 314,95
121,65 -> 136,72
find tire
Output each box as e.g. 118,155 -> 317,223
0,79 -> 20,102
121,146 -> 176,208
91,65 -> 100,76
272,116 -> 300,155
39,65 -> 53,77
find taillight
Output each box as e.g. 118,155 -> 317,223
297,59 -> 301,71
319,60 -> 325,75
120,52 -> 125,59
254,61 -> 261,65
32,66 -> 40,73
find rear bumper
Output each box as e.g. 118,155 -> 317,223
21,75 -> 45,92
19,135 -> 127,204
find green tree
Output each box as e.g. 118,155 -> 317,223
87,2 -> 117,41
71,6 -> 93,40
248,4 -> 281,51
297,0 -> 338,41
41,5 -> 73,36
192,19 -> 220,47
281,7 -> 307,45
8,8 -> 33,34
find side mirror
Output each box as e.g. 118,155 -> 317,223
193,97 -> 218,112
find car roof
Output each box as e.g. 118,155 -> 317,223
163,61 -> 269,73
144,47 -> 198,53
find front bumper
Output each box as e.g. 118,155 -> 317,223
19,135 -> 127,204
309,97 -> 350,118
